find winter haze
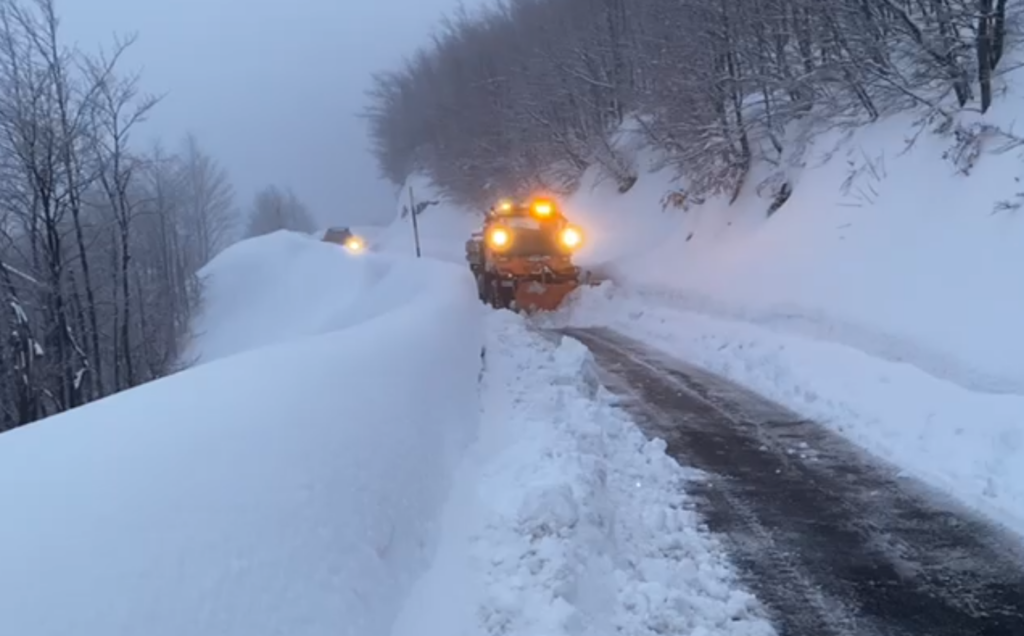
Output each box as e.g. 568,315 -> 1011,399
59,0 -> 485,227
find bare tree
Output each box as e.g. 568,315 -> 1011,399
364,0 -> 1024,206
85,39 -> 161,388
244,185 -> 316,237
0,0 -> 240,431
178,133 -> 237,263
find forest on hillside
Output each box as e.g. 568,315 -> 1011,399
365,0 -> 1019,208
0,0 -> 318,430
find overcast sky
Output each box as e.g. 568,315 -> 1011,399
60,0 -> 487,227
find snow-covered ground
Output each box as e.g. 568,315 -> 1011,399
547,80 -> 1024,533
4,63 -> 1023,636
187,229 -> 478,364
392,310 -> 773,636
0,230 -> 484,635
359,72 -> 1024,537
564,108 -> 1024,394
553,286 -> 1024,533
0,226 -> 776,635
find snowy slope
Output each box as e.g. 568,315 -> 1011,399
565,108 -> 1024,393
550,77 -> 1024,532
0,230 -> 483,636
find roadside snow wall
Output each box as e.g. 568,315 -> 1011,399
0,230 -> 483,636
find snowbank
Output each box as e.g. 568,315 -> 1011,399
189,230 -> 377,362
0,232 -> 484,636
562,148 -> 681,270
544,69 -> 1024,535
559,285 -> 1024,534
566,104 -> 1024,394
190,229 -> 470,364
391,311 -> 774,636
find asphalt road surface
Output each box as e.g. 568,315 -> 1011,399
561,326 -> 1024,636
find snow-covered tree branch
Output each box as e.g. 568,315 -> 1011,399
364,0 -> 1023,206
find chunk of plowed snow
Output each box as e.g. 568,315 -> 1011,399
390,310 -> 775,636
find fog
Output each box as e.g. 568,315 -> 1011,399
60,0 -> 489,227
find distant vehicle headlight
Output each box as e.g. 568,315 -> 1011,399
344,236 -> 365,252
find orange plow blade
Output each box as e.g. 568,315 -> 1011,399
513,280 -> 579,313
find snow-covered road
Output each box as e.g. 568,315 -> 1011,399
7,222 -> 1023,636
566,326 -> 1024,635
391,311 -> 775,636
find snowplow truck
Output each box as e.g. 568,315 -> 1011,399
465,197 -> 584,313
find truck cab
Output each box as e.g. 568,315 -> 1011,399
467,197 -> 584,311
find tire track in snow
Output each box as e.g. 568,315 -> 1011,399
561,326 -> 1024,636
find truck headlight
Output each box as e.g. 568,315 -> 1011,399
487,227 -> 511,248
560,226 -> 582,249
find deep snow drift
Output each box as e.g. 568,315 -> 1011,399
188,230 -> 480,364
188,230 -> 386,362
391,311 -> 774,636
0,230 -> 483,636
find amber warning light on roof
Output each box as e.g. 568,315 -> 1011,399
531,199 -> 553,216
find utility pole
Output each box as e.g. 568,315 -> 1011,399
408,186 -> 421,258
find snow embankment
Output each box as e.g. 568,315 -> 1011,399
567,109 -> 1024,392
555,85 -> 1024,534
190,229 -> 475,364
189,230 -> 376,362
560,287 -> 1024,533
0,230 -> 483,636
392,311 -> 774,636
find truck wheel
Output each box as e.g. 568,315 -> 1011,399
475,272 -> 488,303
483,276 -> 498,308
488,279 -> 509,310
490,280 -> 505,309
498,282 -> 515,310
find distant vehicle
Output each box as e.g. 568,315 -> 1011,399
322,226 -> 366,253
